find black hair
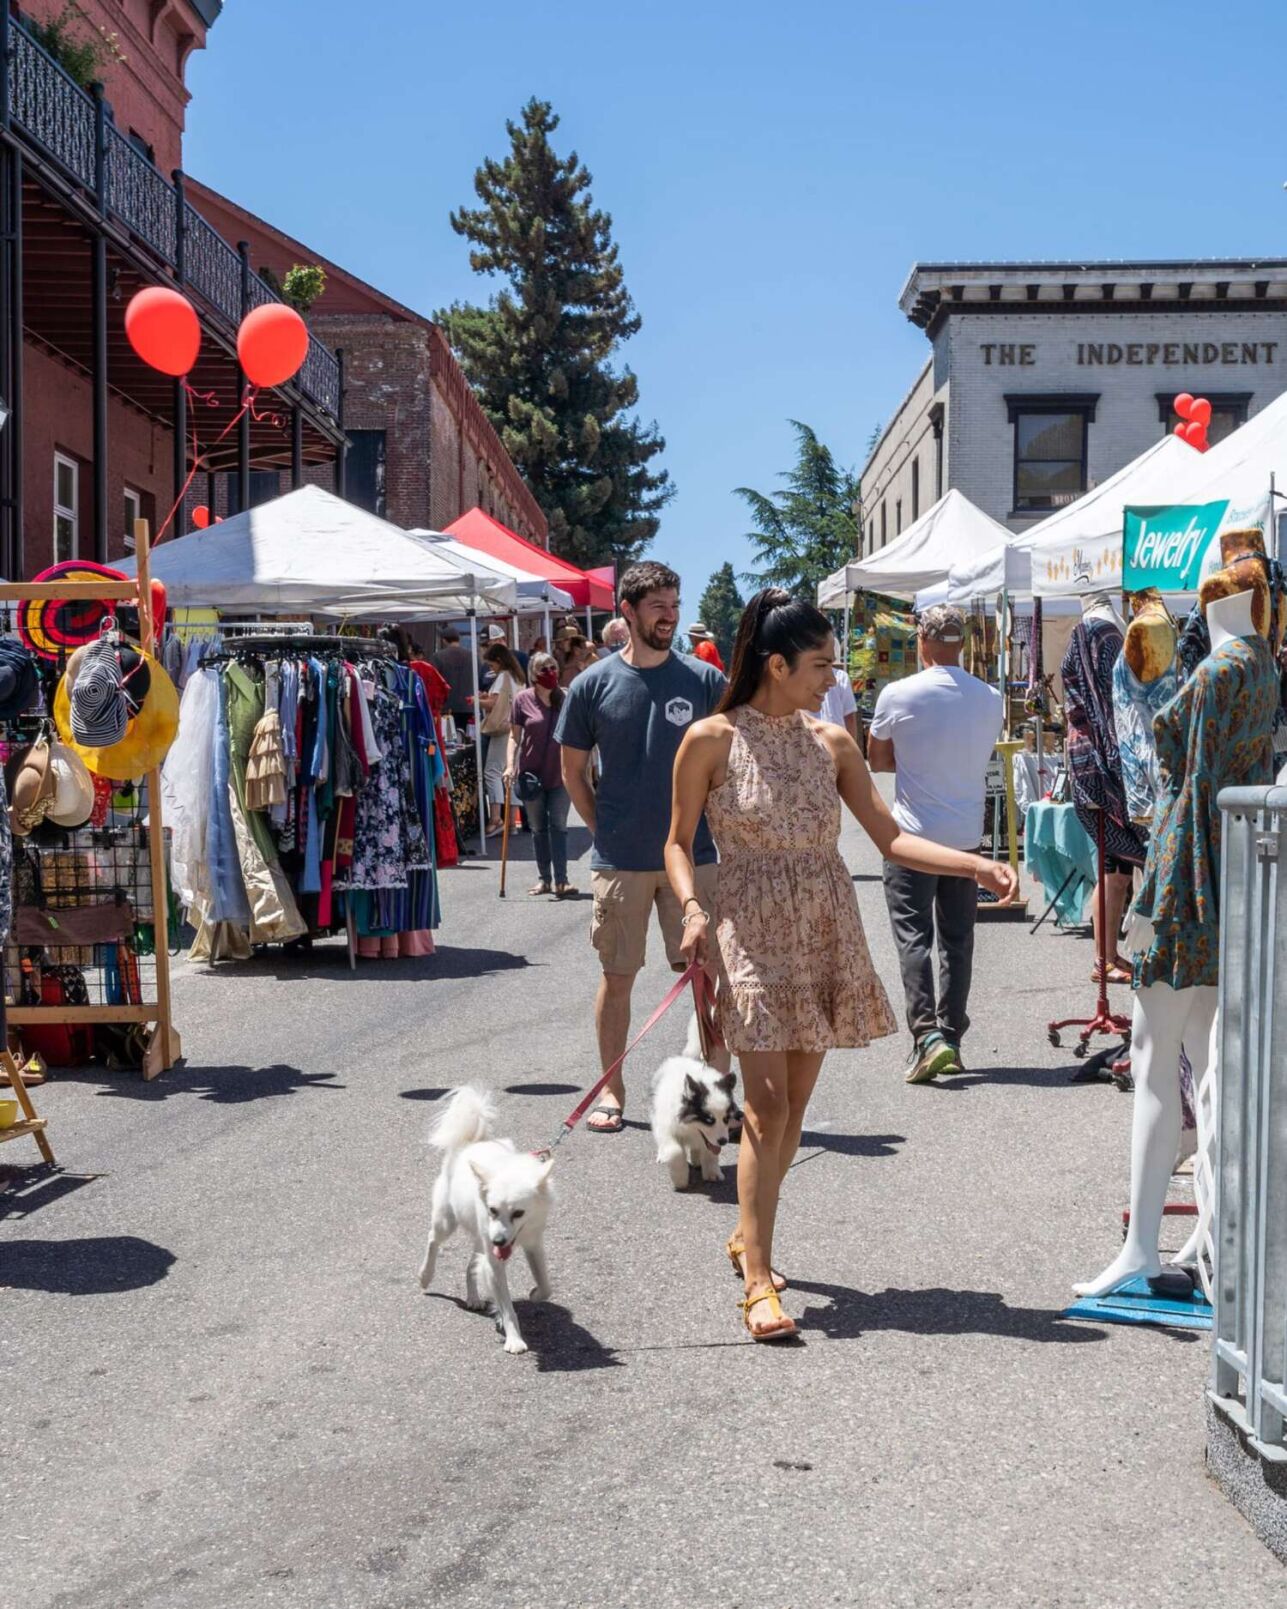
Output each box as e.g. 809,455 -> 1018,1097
441,627 -> 460,644
483,643 -> 524,682
718,588 -> 834,713
619,561 -> 680,611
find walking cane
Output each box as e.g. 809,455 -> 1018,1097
498,776 -> 514,899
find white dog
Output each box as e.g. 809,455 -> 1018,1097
650,1014 -> 739,1190
417,1087 -> 554,1355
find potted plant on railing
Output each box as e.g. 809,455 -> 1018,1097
20,2 -> 126,88
259,263 -> 327,318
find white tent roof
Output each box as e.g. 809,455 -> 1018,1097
407,529 -> 573,613
818,490 -> 1011,605
1152,385 -> 1287,517
125,486 -> 518,616
947,435 -> 1200,601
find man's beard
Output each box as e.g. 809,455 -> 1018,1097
639,621 -> 675,651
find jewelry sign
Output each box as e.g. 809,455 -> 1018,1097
1122,501 -> 1230,592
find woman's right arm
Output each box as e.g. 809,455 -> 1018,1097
664,721 -> 724,974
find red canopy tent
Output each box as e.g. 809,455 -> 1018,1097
446,509 -> 615,612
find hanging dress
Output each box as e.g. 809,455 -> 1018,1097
1061,618 -> 1147,866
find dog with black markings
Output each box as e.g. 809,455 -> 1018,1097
650,1012 -> 740,1189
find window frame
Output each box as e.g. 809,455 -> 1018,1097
911,456 -> 920,522
123,485 -> 142,552
1154,391 -> 1251,447
53,451 -> 79,563
1004,393 -> 1099,516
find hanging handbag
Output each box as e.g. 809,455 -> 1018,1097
512,697 -> 556,803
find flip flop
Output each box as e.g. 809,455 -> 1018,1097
586,1104 -> 624,1134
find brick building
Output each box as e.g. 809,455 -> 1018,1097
182,181 -> 547,545
861,259 -> 1287,557
6,0 -> 352,577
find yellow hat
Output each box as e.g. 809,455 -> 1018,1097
54,642 -> 179,780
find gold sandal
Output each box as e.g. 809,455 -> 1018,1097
739,1285 -> 797,1342
726,1232 -> 787,1293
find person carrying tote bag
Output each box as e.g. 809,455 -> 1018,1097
479,642 -> 524,834
505,652 -> 576,899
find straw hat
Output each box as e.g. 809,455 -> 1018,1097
5,738 -> 54,836
46,741 -> 96,829
54,639 -> 179,780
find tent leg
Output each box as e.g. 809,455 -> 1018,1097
542,606 -> 551,647
510,616 -> 519,651
842,595 -> 851,673
585,603 -> 593,643
470,612 -> 487,854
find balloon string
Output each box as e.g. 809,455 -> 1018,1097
246,387 -> 283,429
153,392 -> 251,544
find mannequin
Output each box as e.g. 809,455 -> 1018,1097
1075,579 -> 1277,1298
1112,590 -> 1178,829
1062,593 -> 1145,985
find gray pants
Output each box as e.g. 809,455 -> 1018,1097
882,860 -> 978,1045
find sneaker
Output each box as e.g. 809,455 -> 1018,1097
905,1031 -> 956,1084
940,1040 -> 964,1074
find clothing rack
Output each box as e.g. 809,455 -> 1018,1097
0,519 -> 180,1081
202,634 -> 397,666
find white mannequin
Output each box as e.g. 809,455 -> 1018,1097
1080,589 -> 1127,634
1073,587 -> 1257,1300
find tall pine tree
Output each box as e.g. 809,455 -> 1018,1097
736,421 -> 859,599
437,99 -> 671,569
696,563 -> 745,665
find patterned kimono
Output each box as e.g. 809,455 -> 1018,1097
1111,653 -> 1179,826
1061,618 -> 1147,866
1134,634 -> 1277,990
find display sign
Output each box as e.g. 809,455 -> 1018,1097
1122,500 -> 1230,593
1032,526 -> 1125,596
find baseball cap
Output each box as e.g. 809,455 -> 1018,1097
486,624 -> 507,641
917,603 -> 965,643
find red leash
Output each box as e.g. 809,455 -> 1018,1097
537,960 -> 718,1155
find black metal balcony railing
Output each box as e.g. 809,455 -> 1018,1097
5,20 -> 342,422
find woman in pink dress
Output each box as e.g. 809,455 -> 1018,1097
666,590 -> 1016,1340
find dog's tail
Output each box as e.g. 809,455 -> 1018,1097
428,1086 -> 497,1152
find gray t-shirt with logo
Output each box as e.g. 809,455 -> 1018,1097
555,650 -> 725,872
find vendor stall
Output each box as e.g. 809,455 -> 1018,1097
447,508 -> 615,641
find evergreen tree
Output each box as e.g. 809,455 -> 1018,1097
736,421 -> 860,599
437,99 -> 672,569
696,562 -> 745,665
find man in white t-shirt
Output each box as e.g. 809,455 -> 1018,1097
817,662 -> 858,740
867,603 -> 1003,1084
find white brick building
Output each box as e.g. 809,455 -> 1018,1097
861,260 -> 1287,557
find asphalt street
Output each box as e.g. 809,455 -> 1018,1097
2,787 -> 1282,1608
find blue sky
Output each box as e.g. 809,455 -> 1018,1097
186,1 -> 1287,615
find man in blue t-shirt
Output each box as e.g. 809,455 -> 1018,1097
557,561 -> 725,1132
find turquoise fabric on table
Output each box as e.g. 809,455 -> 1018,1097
1025,801 -> 1097,927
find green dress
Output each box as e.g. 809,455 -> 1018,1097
1133,634 -> 1277,991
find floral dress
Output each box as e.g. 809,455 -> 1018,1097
1133,634 -> 1277,991
704,705 -> 896,1054
1111,652 -> 1178,826
345,683 -> 430,892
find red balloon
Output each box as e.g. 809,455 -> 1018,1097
1173,392 -> 1195,421
1181,420 -> 1207,449
191,505 -> 211,530
1189,397 -> 1212,427
1173,423 -> 1188,438
125,287 -> 200,377
150,578 -> 167,629
214,516 -> 224,524
237,303 -> 309,388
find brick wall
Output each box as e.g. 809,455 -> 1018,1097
21,0 -> 215,177
24,343 -> 172,572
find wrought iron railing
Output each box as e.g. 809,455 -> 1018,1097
5,19 -> 341,422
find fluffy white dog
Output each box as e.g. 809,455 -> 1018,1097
650,1014 -> 739,1190
417,1087 -> 554,1355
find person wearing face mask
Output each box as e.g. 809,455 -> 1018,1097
505,652 -> 576,899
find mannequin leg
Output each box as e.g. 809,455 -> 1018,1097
1170,1004 -> 1220,1294
1073,983 -> 1217,1297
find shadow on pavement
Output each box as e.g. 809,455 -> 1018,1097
930,1065 -> 1095,1092
80,1063 -> 343,1104
789,1279 -> 1112,1344
400,1087 -> 451,1102
185,945 -> 532,983
0,1166 -> 102,1220
503,1082 -> 582,1097
426,1291 -> 620,1371
796,1129 -> 905,1159
0,1233 -> 175,1294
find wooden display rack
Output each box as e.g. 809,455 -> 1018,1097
0,519 -> 181,1081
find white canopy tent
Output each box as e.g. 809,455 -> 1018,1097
408,530 -> 572,615
1148,385 -> 1287,528
818,490 -> 1011,606
124,485 -> 518,852
947,435 -> 1199,602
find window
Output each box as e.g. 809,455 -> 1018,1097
345,429 -> 387,518
54,452 -> 78,563
128,130 -> 156,166
880,500 -> 887,547
224,469 -> 280,516
895,499 -> 903,535
1156,392 -> 1250,448
1005,395 -> 1098,513
911,457 -> 920,522
123,486 -> 142,551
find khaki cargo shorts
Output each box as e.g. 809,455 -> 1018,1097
591,863 -> 719,976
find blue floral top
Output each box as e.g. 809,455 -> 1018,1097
1111,653 -> 1178,826
1134,634 -> 1277,991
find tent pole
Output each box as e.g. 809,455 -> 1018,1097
470,610 -> 487,854
585,602 -> 593,642
510,615 -> 519,651
542,603 -> 551,647
842,594 -> 852,675
997,587 -> 1010,737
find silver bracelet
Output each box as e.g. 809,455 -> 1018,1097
681,909 -> 709,928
